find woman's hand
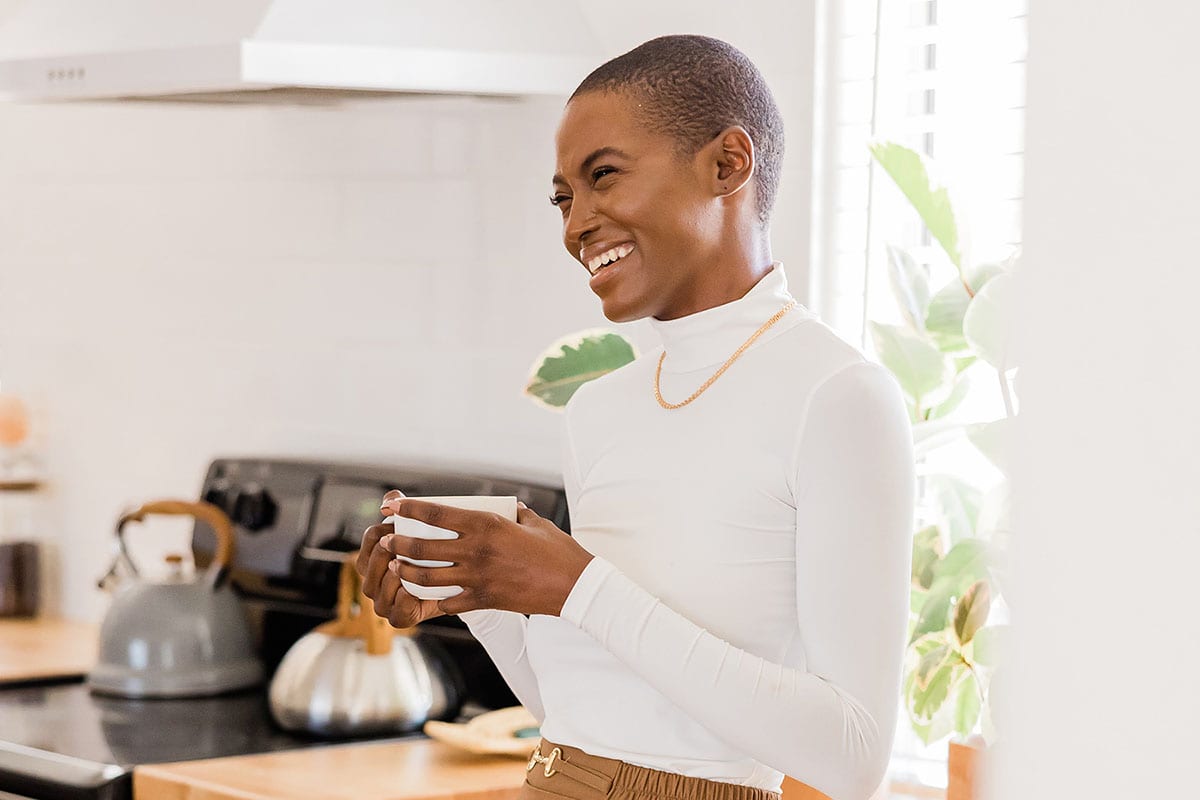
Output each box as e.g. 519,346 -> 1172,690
357,490 -> 595,626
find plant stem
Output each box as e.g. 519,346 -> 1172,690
997,368 -> 1015,418
960,273 -> 975,300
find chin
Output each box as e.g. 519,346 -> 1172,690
598,298 -> 649,324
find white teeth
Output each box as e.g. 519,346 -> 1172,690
586,243 -> 634,273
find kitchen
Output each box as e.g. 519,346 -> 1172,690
1,2 -> 1197,800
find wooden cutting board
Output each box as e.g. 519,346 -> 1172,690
0,617 -> 99,684
134,736 -> 530,800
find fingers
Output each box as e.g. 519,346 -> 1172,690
372,559 -> 468,627
378,532 -> 457,563
379,498 -> 500,535
360,530 -> 396,603
374,558 -> 408,621
356,521 -> 393,578
379,489 -> 405,515
389,558 -> 472,590
437,588 -> 479,617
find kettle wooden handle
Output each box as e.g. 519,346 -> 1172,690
319,557 -> 413,652
315,557 -> 360,637
116,499 -> 236,572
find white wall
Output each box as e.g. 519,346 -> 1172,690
0,4 -> 819,620
997,2 -> 1200,798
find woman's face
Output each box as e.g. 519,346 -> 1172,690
552,90 -> 722,322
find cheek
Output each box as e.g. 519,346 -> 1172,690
611,182 -> 689,242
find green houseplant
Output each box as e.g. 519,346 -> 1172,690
868,141 -> 1016,797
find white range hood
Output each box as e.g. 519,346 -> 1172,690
0,0 -> 602,102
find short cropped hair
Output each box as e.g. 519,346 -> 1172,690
570,34 -> 785,227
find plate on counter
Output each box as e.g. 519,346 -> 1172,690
424,705 -> 541,757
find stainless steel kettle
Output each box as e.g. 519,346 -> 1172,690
89,500 -> 263,698
268,557 -> 463,737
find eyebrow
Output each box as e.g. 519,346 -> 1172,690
552,146 -> 633,186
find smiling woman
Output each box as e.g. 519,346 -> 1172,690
358,33 -> 914,800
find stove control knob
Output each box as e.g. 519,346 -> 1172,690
203,484 -> 233,516
232,486 -> 278,532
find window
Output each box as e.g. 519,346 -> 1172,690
815,0 -> 1027,791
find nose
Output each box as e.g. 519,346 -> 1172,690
563,195 -> 599,259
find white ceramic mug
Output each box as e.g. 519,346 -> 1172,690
386,495 -> 519,601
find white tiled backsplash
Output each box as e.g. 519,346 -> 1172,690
0,94 -> 629,618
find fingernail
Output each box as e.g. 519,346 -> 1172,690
379,534 -> 393,550
388,559 -> 401,574
517,501 -> 528,509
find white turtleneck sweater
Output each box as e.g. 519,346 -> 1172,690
458,263 -> 914,800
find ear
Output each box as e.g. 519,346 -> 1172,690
704,125 -> 755,198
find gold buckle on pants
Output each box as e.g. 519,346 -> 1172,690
527,744 -> 562,778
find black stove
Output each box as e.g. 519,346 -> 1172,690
0,458 -> 569,800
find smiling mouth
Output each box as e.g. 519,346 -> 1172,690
585,243 -> 635,275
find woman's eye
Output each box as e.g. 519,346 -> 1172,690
549,194 -> 570,207
591,166 -> 616,183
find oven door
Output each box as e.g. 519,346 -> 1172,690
0,742 -> 130,800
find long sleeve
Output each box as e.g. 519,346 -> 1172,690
456,609 -> 545,723
558,361 -> 915,800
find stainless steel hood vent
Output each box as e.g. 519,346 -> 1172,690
0,0 -> 602,102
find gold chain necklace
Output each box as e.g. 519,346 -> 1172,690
654,298 -> 798,410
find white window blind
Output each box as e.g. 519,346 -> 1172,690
818,0 -> 1027,791
825,0 -> 1026,346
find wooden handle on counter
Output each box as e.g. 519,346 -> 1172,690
318,556 -> 415,650
117,499 -> 236,571
314,557 -> 359,637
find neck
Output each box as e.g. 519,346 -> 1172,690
653,229 -> 774,322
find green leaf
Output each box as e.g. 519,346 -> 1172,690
954,670 -> 983,738
925,264 -> 1006,348
966,418 -> 1013,476
910,578 -> 955,643
963,272 -> 1016,370
927,371 -> 971,420
915,644 -> 951,689
904,639 -> 967,744
935,538 -> 992,587
523,329 -> 637,409
927,474 -> 983,543
912,525 -> 943,589
886,245 -> 932,332
868,322 -> 952,405
953,580 -> 992,645
912,632 -> 949,657
869,141 -> 962,269
911,660 -> 955,721
910,587 -> 929,615
970,625 -> 1008,667
908,696 -> 957,745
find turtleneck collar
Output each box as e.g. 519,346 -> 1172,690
646,262 -> 815,374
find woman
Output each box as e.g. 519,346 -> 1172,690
358,34 -> 914,800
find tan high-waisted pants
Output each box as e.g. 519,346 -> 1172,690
518,738 -> 784,800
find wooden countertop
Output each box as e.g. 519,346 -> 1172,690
132,729 -> 939,800
0,616 -> 100,684
134,736 -> 530,800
